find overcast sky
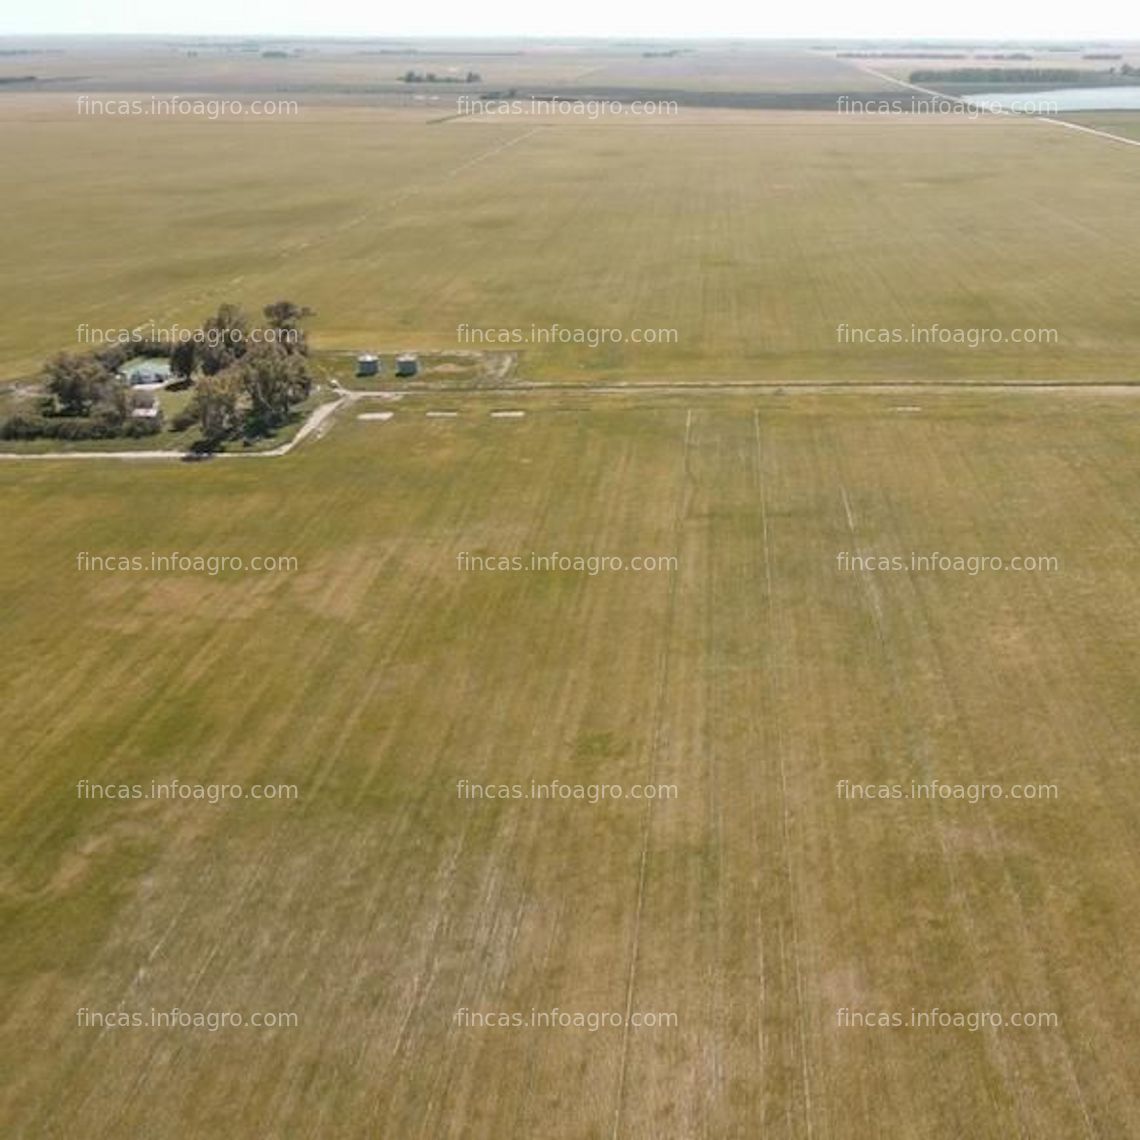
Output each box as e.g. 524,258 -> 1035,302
2,0 -> 1137,40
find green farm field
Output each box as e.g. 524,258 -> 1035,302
1,94 -> 1137,385
2,391 -> 1139,1138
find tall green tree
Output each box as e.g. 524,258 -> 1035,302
43,353 -> 115,416
199,303 -> 251,375
237,344 -> 312,434
170,339 -> 198,380
190,368 -> 244,443
261,300 -> 312,355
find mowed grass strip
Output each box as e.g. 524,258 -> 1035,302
1,392 -> 1138,1137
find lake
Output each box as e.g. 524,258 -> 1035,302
965,86 -> 1140,112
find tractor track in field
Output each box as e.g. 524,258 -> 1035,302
754,411 -> 816,1138
609,407 -> 693,1140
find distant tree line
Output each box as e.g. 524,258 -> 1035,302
400,70 -> 482,84
909,66 -> 1125,84
840,52 -> 969,59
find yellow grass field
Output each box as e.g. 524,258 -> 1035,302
3,36 -> 1139,1140
2,391 -> 1139,1137
1,95 -> 1137,384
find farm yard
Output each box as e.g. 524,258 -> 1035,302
2,34 -> 1139,1140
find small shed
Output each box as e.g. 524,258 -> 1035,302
356,354 -> 379,378
130,391 -> 160,417
395,353 -> 419,378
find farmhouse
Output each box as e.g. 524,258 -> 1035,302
118,357 -> 172,386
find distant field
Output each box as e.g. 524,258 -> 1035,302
0,38 -> 889,96
2,390 -> 1138,1138
1061,112 -> 1140,139
545,47 -> 890,94
1,96 -> 1137,383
